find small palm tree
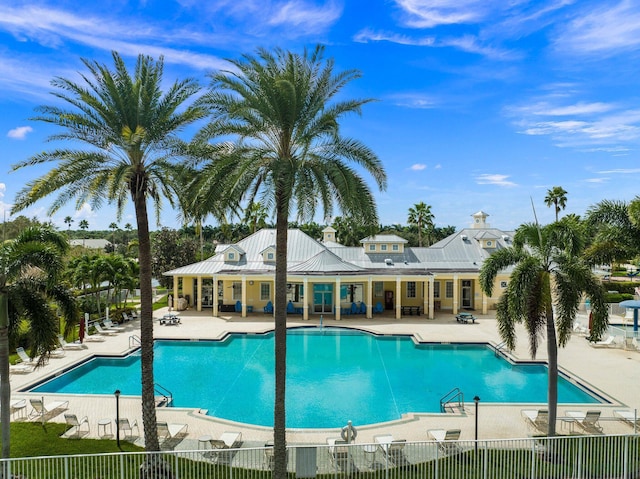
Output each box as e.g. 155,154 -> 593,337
79,219 -> 89,247
64,216 -> 74,232
0,226 -> 77,457
11,51 -> 207,452
407,202 -> 434,247
479,220 -> 608,436
243,202 -> 269,233
193,45 -> 386,479
544,186 -> 568,222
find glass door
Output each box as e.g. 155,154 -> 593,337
313,284 -> 334,313
461,280 -> 473,309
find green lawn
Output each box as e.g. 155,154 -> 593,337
5,422 -> 144,457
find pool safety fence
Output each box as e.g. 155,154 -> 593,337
2,434 -> 640,479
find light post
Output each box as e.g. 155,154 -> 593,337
115,390 -> 121,449
473,395 -> 480,453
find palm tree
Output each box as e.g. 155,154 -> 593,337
479,220 -> 608,436
0,226 -> 77,458
243,202 -> 269,233
544,186 -> 568,222
109,222 -> 119,251
407,202 -> 434,247
79,219 -> 89,247
193,46 -> 386,478
11,51 -> 206,452
64,216 -> 74,232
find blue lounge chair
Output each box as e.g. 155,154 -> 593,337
287,301 -> 295,314
359,303 -> 366,314
350,302 -> 358,314
264,301 -> 273,313
373,302 -> 384,314
235,301 -> 242,313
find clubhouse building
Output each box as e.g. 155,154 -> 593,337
164,211 -> 513,319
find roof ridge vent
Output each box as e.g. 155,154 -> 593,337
384,258 -> 393,265
461,234 -> 468,240
502,235 -> 510,241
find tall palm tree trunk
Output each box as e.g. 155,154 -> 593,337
134,191 -> 159,451
273,194 -> 288,479
0,293 -> 10,458
418,220 -> 422,247
546,309 -> 558,436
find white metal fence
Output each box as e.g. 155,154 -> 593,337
2,434 -> 639,479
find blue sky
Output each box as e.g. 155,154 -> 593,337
2,0 -> 640,232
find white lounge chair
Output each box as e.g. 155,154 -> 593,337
614,410 -> 640,428
117,418 -> 140,439
206,431 -> 242,464
103,319 -> 125,331
94,324 -> 118,336
83,331 -> 105,342
157,421 -> 188,440
58,335 -> 86,350
63,413 -> 90,438
589,336 -> 615,348
427,429 -> 462,455
327,438 -> 356,473
9,363 -> 33,374
28,398 -> 69,421
15,347 -> 37,365
565,410 -> 603,434
521,409 -> 549,433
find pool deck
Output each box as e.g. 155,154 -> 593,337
9,309 -> 640,449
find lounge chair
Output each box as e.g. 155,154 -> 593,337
122,312 -> 132,322
206,431 -> 242,464
521,409 -> 549,433
614,410 -> 640,428
589,335 -> 615,347
9,363 -> 33,374
15,347 -> 38,365
63,414 -> 90,438
286,301 -> 295,314
327,438 -> 356,473
130,310 -> 139,320
373,302 -> 384,314
157,421 -> 188,440
117,418 -> 139,439
632,338 -> 640,352
263,301 -> 273,314
359,303 -> 367,314
57,335 -> 86,350
94,323 -> 118,336
103,319 -> 125,331
235,301 -> 242,313
83,331 -> 105,342
28,398 -> 69,421
565,410 -> 603,434
428,429 -> 462,455
350,302 -> 358,314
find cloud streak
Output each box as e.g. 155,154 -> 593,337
7,126 -> 33,139
476,174 -> 517,187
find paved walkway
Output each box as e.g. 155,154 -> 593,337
9,308 -> 640,449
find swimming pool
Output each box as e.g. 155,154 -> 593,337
30,328 -> 601,428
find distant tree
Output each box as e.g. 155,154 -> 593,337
332,216 -> 377,246
151,228 -> 198,289
544,186 -> 568,222
297,222 -> 324,241
243,202 -> 269,233
432,225 -> 456,243
64,216 -> 74,232
78,220 -> 89,247
109,222 -> 119,250
407,202 -> 435,246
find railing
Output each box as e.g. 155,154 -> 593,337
439,387 -> 464,413
129,334 -> 142,348
154,383 -> 173,407
495,340 -> 509,357
2,434 -> 639,479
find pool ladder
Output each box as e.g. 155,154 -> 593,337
155,383 -> 173,408
495,341 -> 510,357
440,387 -> 464,413
129,335 -> 141,349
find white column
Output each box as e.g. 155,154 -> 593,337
367,277 -> 373,318
428,276 -> 435,319
213,275 -> 218,317
173,278 -> 179,311
197,276 -> 202,312
335,277 -> 341,320
303,277 -> 309,320
423,279 -> 429,318
395,277 -> 402,320
453,275 -> 459,315
241,276 -> 247,318
482,290 -> 488,315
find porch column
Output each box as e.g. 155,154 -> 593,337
335,277 -> 341,320
197,276 -> 202,312
367,277 -> 373,318
482,290 -> 488,315
428,276 -> 435,319
173,277 -> 179,311
241,276 -> 247,318
213,275 -> 218,317
303,277 -> 309,320
453,275 -> 459,315
423,279 -> 428,319
395,276 -> 402,320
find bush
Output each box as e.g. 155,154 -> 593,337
602,281 -> 639,295
604,292 -> 634,303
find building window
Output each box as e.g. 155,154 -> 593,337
228,252 -> 235,260
232,282 -> 242,301
486,240 -> 492,247
369,244 -> 375,251
392,244 -> 399,251
445,281 -> 454,298
433,281 -> 440,299
374,282 -> 383,297
381,244 -> 387,251
260,283 -> 271,301
407,281 -> 416,298
267,252 -> 274,260
500,281 -> 508,288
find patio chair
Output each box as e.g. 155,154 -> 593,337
83,331 -> 106,342
235,301 -> 242,313
28,398 -> 69,421
359,302 -> 367,314
63,413 -> 90,438
327,438 -> 356,474
263,301 -> 273,314
58,334 -> 86,350
117,418 -> 139,439
614,410 -> 640,428
157,421 -> 188,440
205,431 -> 242,464
122,312 -> 133,322
15,347 -> 37,365
566,410 -> 603,434
428,429 -> 462,455
589,335 -> 615,348
130,310 -> 139,320
350,302 -> 358,314
373,302 -> 384,314
9,363 -> 33,374
103,319 -> 125,331
94,323 -> 118,336
521,409 -> 549,434
286,301 -> 295,314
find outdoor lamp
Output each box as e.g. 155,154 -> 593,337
115,389 -> 121,449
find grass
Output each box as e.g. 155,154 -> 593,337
5,422 -> 144,457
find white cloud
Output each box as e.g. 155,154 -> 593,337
74,203 -> 97,220
7,126 -> 33,139
353,29 -> 435,46
434,164 -> 442,169
410,164 -> 426,170
597,168 -> 640,174
513,101 -> 615,117
394,0 -> 490,28
554,0 -> 640,55
268,1 -> 342,33
389,92 -> 437,109
585,177 -> 609,183
476,174 -> 517,187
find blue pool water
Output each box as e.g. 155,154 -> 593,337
31,328 -> 600,428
